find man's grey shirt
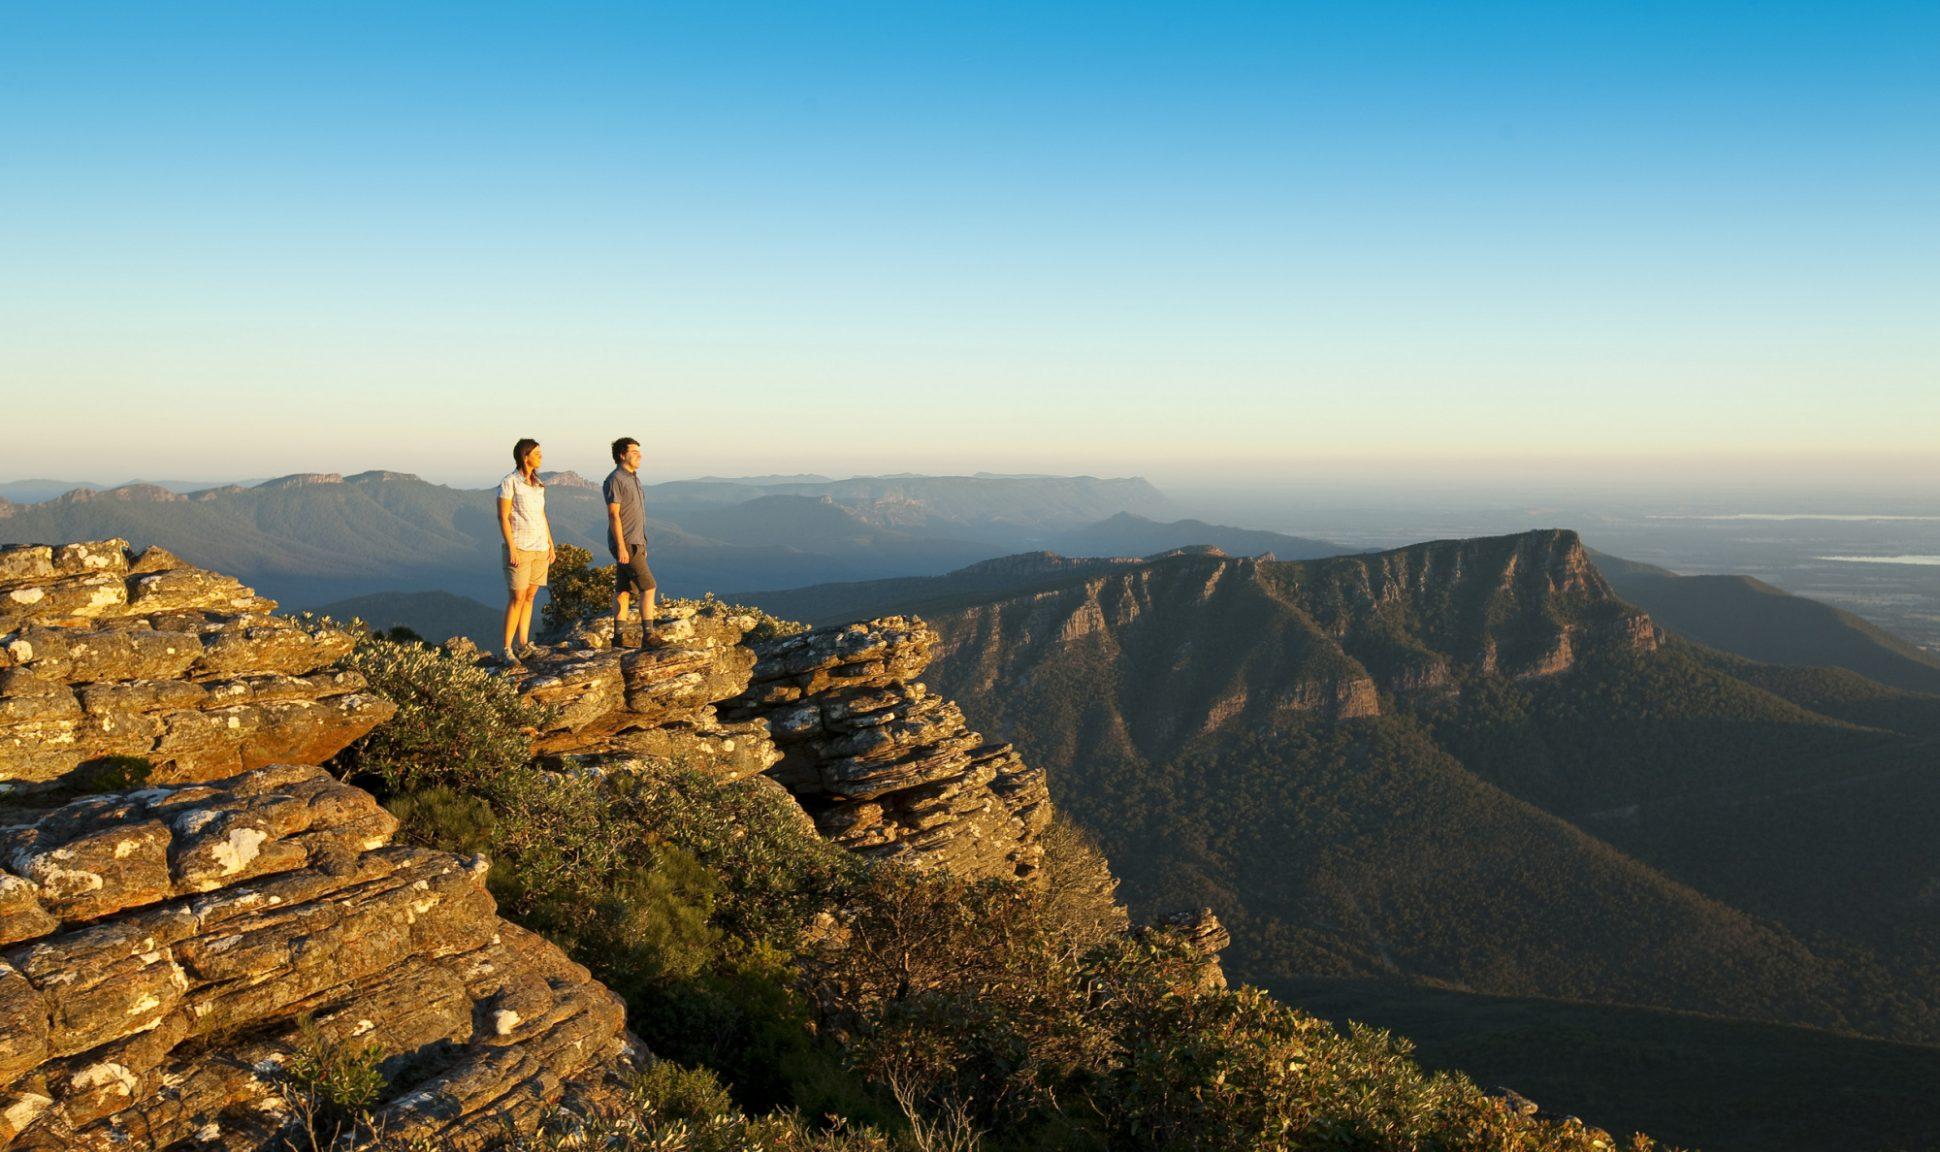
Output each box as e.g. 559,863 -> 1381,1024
602,467 -> 648,554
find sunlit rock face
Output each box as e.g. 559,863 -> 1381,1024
510,609 -> 1051,883
725,617 -> 1050,882
0,541 -> 394,792
0,766 -> 631,1152
0,542 -> 631,1151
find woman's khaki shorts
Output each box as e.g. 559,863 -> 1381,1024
503,545 -> 549,593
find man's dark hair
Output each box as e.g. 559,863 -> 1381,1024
611,437 -> 639,464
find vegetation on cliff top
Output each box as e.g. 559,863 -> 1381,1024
331,629 -> 1676,1151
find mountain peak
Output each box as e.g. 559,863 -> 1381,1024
540,470 -> 597,490
255,472 -> 344,490
54,482 -> 186,504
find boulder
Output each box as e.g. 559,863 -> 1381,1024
0,766 -> 630,1151
0,542 -> 391,791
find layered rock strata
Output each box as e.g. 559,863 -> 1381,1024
508,611 -> 1050,882
0,541 -> 394,791
723,617 -> 1050,881
0,765 -> 629,1151
511,605 -> 781,784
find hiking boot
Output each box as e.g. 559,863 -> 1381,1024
501,648 -> 524,669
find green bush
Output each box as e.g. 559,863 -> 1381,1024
335,633 -> 546,793
542,543 -> 612,635
71,754 -> 153,793
283,1014 -> 387,1145
489,1060 -> 897,1152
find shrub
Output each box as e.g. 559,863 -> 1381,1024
282,1014 -> 387,1146
807,867 -> 1106,1129
335,634 -> 546,794
479,765 -> 722,985
541,543 -> 811,642
488,1061 -> 898,1152
542,543 -> 611,635
71,754 -> 153,793
1033,816 -> 1127,954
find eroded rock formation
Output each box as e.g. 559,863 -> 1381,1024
726,617 -> 1050,882
0,766 -> 629,1151
508,610 -> 1050,883
0,542 -> 633,1150
0,541 -> 394,792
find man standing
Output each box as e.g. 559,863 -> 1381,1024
603,437 -> 656,646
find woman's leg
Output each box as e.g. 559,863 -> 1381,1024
503,589 -> 522,653
517,584 -> 540,646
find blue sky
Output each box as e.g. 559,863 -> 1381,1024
2,2 -> 1935,486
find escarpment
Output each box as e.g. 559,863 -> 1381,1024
0,541 -> 394,791
920,530 -> 1660,756
508,610 -> 1051,882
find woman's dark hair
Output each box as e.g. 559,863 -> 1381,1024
511,438 -> 543,485
611,437 -> 639,464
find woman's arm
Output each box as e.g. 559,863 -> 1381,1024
498,497 -> 516,549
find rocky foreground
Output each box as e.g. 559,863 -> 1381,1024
0,542 -> 1052,1149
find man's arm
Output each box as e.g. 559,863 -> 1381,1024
608,502 -> 629,563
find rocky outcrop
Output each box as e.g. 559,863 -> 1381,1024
0,540 -> 640,1150
1142,908 -> 1232,991
724,618 -> 1050,881
505,611 -> 1050,883
0,544 -> 1056,1150
506,604 -> 781,785
0,765 -> 630,1151
0,541 -> 394,792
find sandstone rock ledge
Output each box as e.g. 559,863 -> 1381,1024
505,610 -> 1050,883
0,765 -> 629,1151
725,617 -> 1051,882
0,541 -> 395,791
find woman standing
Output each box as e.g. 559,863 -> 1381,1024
497,437 -> 554,665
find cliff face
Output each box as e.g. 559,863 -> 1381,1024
927,530 -> 1659,762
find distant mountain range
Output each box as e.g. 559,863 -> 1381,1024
745,529 -> 1940,1144
0,471 -> 1179,609
0,477 -> 262,504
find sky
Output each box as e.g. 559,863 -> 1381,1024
2,2 -> 1936,489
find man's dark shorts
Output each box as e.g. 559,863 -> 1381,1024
614,547 -> 656,596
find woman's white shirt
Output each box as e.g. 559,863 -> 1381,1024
498,472 -> 550,551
